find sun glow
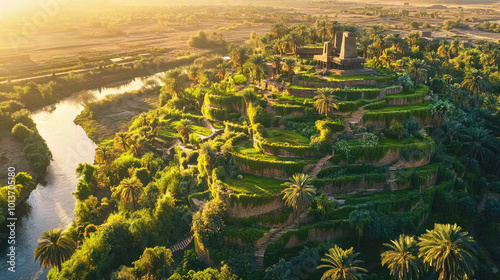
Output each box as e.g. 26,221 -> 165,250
0,0 -> 40,20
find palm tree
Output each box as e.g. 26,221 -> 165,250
314,88 -> 339,117
443,74 -> 453,85
429,100 -> 454,141
116,177 -> 143,210
247,54 -> 267,81
281,173 -> 316,219
461,71 -> 486,103
462,126 -> 499,163
271,21 -> 288,39
327,20 -> 341,46
95,145 -> 112,163
187,65 -> 200,83
34,229 -> 76,271
176,119 -> 193,142
407,59 -> 429,85
295,24 -> 310,43
317,245 -> 368,280
282,57 -> 296,81
114,132 -> 130,151
425,51 -> 441,78
230,45 -> 250,73
269,55 -> 282,76
379,48 -> 395,69
161,69 -> 187,99
130,134 -> 146,157
316,20 -> 329,43
381,235 -> 422,280
437,42 -> 449,59
418,223 -> 478,280
448,39 -> 462,58
406,32 -> 421,50
368,24 -> 384,41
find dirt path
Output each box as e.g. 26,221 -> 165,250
309,155 -> 333,178
343,105 -> 367,133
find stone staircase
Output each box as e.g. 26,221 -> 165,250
170,235 -> 194,255
387,160 -> 405,190
253,214 -> 306,271
343,105 -> 366,133
309,155 -> 333,178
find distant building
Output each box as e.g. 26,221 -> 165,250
139,53 -> 152,58
313,32 -> 375,75
419,30 -> 432,38
110,56 -> 134,64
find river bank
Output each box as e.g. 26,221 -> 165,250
0,73 -> 166,279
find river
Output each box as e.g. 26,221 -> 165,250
0,73 -> 164,279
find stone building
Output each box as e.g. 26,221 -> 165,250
313,32 -> 375,75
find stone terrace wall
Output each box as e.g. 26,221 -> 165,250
233,160 -> 290,179
378,86 -> 403,98
292,75 -> 387,88
260,145 -> 318,158
318,179 -> 387,194
363,116 -> 431,130
284,226 -> 351,249
392,173 -> 437,191
223,196 -> 284,218
288,86 -> 403,99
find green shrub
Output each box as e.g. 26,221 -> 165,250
338,100 -> 370,112
257,140 -> 315,157
233,74 -> 248,85
225,226 -> 269,245
231,152 -> 313,178
362,105 -> 431,128
364,100 -> 387,110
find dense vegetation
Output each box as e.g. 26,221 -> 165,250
18,10 -> 500,280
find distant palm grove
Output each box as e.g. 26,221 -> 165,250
13,8 -> 500,280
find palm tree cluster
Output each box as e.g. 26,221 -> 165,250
317,224 -> 478,280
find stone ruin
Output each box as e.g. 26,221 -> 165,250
313,32 -> 376,75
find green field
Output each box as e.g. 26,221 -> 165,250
223,174 -> 286,195
265,129 -> 310,145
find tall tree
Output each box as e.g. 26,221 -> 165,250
316,20 -> 329,43
429,100 -> 454,141
407,59 -> 429,85
269,55 -> 282,76
95,145 -> 112,164
114,132 -> 130,151
34,229 -> 76,271
282,57 -> 296,81
314,88 -> 339,117
461,71 -> 486,104
462,126 -> 499,163
115,177 -> 144,210
176,119 -> 193,142
406,32 -> 421,50
229,45 -> 250,72
418,223 -> 478,280
328,20 -> 342,46
161,69 -> 187,99
317,245 -> 368,280
281,173 -> 316,218
247,54 -> 268,81
381,235 -> 422,280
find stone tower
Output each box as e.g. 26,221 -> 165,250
340,32 -> 358,59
